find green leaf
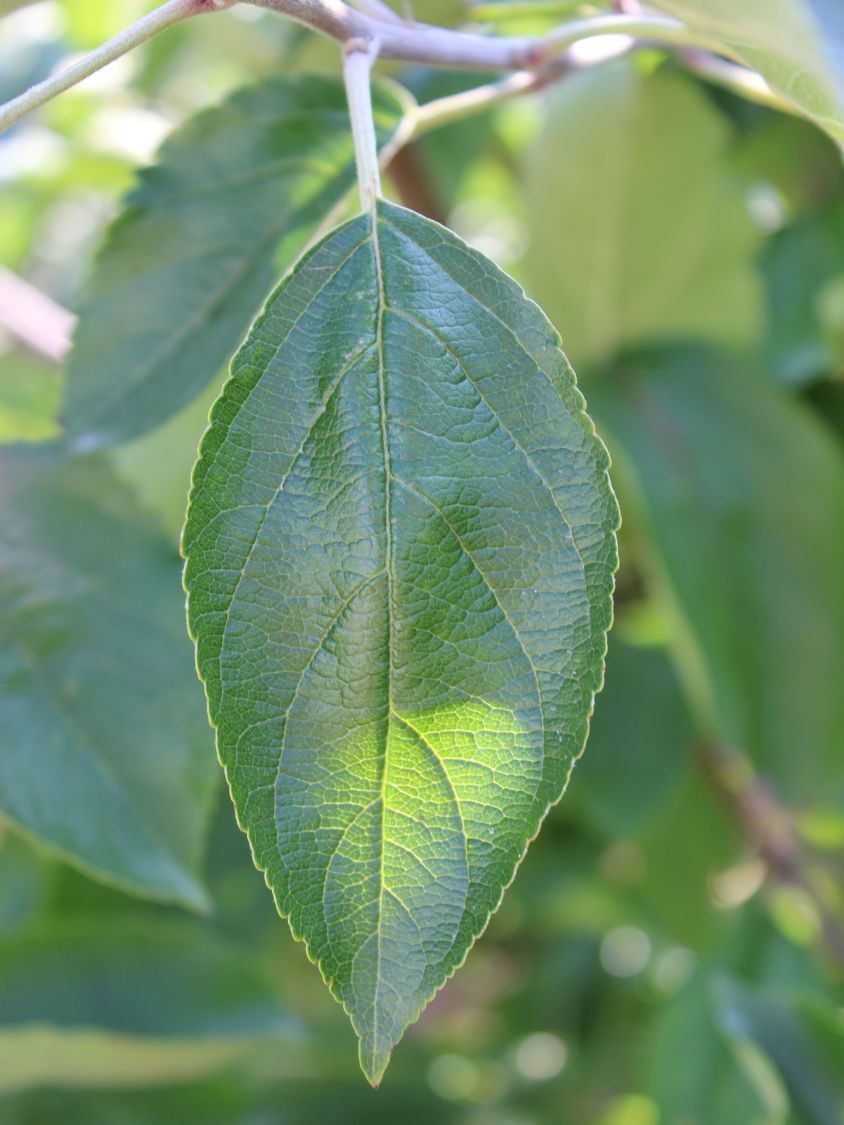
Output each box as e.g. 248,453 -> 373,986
0,446 -> 216,908
0,917 -> 297,1092
761,199 -> 844,386
110,371 -> 229,543
717,979 -> 844,1125
64,76 -> 409,449
590,347 -> 844,803
570,638 -> 693,840
636,763 -> 741,947
522,63 -> 762,373
733,114 -> 844,218
648,0 -> 844,145
647,973 -> 789,1124
183,200 -> 619,1083
0,353 -> 62,443
646,921 -> 838,1123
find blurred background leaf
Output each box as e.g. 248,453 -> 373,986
63,76 -> 409,449
522,63 -> 763,372
0,446 -> 217,907
0,916 -> 299,1093
645,0 -> 844,144
589,348 -> 844,805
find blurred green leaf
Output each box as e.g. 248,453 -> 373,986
64,76 -> 410,448
0,832 -> 49,936
571,639 -> 694,840
717,979 -> 844,1125
0,353 -> 61,441
0,916 -> 297,1093
110,371 -> 226,542
645,917 -> 842,1123
761,199 -> 844,385
523,64 -> 762,372
183,200 -> 618,1083
590,347 -> 844,804
647,0 -> 844,144
635,765 -> 741,947
647,973 -> 789,1124
0,446 -> 216,908
733,114 -> 844,219
808,378 -> 844,443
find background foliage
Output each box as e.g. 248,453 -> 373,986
1,1 -> 844,1121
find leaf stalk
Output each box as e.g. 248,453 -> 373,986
0,0 -> 782,136
343,39 -> 382,212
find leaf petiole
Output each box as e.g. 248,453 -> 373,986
343,38 -> 383,212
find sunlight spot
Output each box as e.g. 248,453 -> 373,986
600,926 -> 650,977
514,1032 -> 567,1081
428,1053 -> 480,1101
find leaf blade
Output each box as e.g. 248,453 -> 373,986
64,76 -> 408,449
183,201 -> 618,1082
0,447 -> 216,907
0,916 -> 297,1092
522,63 -> 762,373
590,347 -> 844,801
647,0 -> 844,145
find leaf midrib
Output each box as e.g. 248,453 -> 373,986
371,204 -> 394,1065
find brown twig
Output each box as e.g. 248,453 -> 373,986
385,143 -> 447,224
699,741 -> 844,975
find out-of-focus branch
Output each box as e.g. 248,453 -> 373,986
0,0 -> 791,139
699,741 -> 844,976
0,0 -> 236,135
386,143 -> 447,223
0,268 -> 76,363
408,30 -> 637,138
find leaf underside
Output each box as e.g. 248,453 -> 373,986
64,76 -> 406,449
183,201 -> 618,1083
0,448 -> 215,908
523,64 -> 762,372
648,0 -> 844,145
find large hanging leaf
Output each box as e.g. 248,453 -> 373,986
0,447 -> 216,908
64,76 -> 409,449
183,200 -> 618,1083
646,0 -> 844,145
0,917 -> 298,1093
522,64 -> 762,373
590,347 -> 844,803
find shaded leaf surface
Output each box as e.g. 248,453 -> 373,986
590,348 -> 844,802
64,76 -> 407,448
183,200 -> 618,1082
0,447 -> 215,907
522,64 -> 761,372
647,0 -> 844,145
